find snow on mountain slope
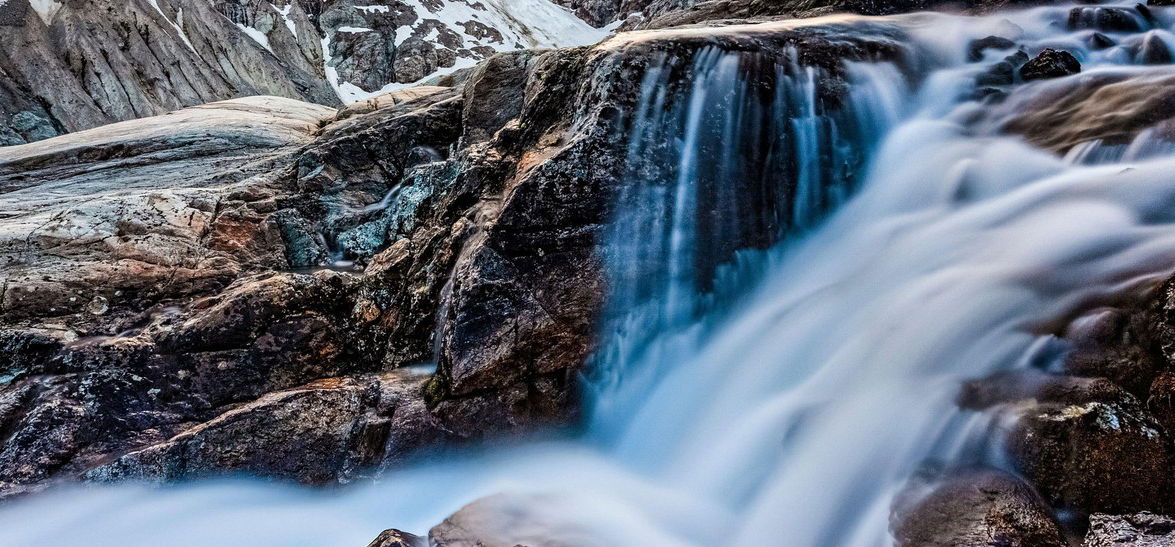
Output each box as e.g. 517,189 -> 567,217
319,0 -> 612,103
0,0 -> 613,144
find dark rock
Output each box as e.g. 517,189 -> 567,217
367,529 -> 427,547
1008,394 -> 1173,515
1020,48 -> 1081,81
0,18 -> 913,496
969,35 -> 1016,61
1064,308 -> 1166,396
1147,372 -> 1175,435
977,60 -> 1016,87
891,468 -> 1067,547
1083,512 -> 1175,547
1138,32 -> 1174,65
1068,7 -> 1147,33
1089,32 -> 1116,50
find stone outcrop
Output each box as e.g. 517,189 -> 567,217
1019,48 -> 1081,81
0,16 -> 909,497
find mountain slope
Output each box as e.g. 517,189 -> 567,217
0,0 -> 609,145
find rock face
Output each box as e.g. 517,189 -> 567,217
0,17 -> 909,497
316,0 -> 609,102
0,0 -> 340,145
1084,512 -> 1175,547
891,469 -> 1067,547
0,0 -> 607,145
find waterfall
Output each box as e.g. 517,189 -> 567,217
7,5 -> 1175,547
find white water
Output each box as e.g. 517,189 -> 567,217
7,5 -> 1175,547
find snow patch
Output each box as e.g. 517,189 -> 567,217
236,23 -> 273,52
271,3 -> 297,37
326,0 -> 614,104
29,0 -> 63,25
355,5 -> 390,14
147,0 -> 198,54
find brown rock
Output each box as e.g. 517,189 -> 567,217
891,469 -> 1067,547
1008,396 -> 1173,515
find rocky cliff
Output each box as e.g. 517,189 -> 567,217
0,0 -> 606,145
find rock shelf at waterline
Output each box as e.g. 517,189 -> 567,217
5,2 -> 1175,547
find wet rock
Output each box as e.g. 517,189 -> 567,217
1064,308 -> 1166,396
1147,372 -> 1175,434
991,70 -> 1175,155
958,370 -> 1127,410
1083,512 -> 1175,546
1008,395 -> 1173,515
891,468 -> 1067,547
1137,32 -> 1174,65
977,60 -> 1016,87
969,35 -> 1016,61
1020,48 -> 1081,81
1067,7 -> 1147,33
1089,32 -> 1116,50
0,18 -> 914,495
367,529 -> 427,547
429,493 -> 608,546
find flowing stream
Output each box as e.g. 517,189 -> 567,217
7,5 -> 1175,546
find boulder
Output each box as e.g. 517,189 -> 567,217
1008,396 -> 1173,515
1083,512 -> 1175,547
1020,48 -> 1081,81
1138,32 -> 1174,65
891,468 -> 1067,547
367,529 -> 427,547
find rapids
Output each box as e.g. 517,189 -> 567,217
7,4 -> 1175,546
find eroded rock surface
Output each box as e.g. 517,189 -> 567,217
1084,512 -> 1175,547
0,16 -> 910,498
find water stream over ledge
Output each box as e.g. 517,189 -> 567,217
8,4 -> 1175,546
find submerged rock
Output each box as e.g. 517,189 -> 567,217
891,469 -> 1067,547
1020,48 -> 1081,81
1083,512 -> 1175,547
1067,7 -> 1148,33
1137,32 -> 1174,65
969,35 -> 1015,61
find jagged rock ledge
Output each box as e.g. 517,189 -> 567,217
0,16 -> 909,498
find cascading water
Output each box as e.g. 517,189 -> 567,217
8,5 -> 1175,546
